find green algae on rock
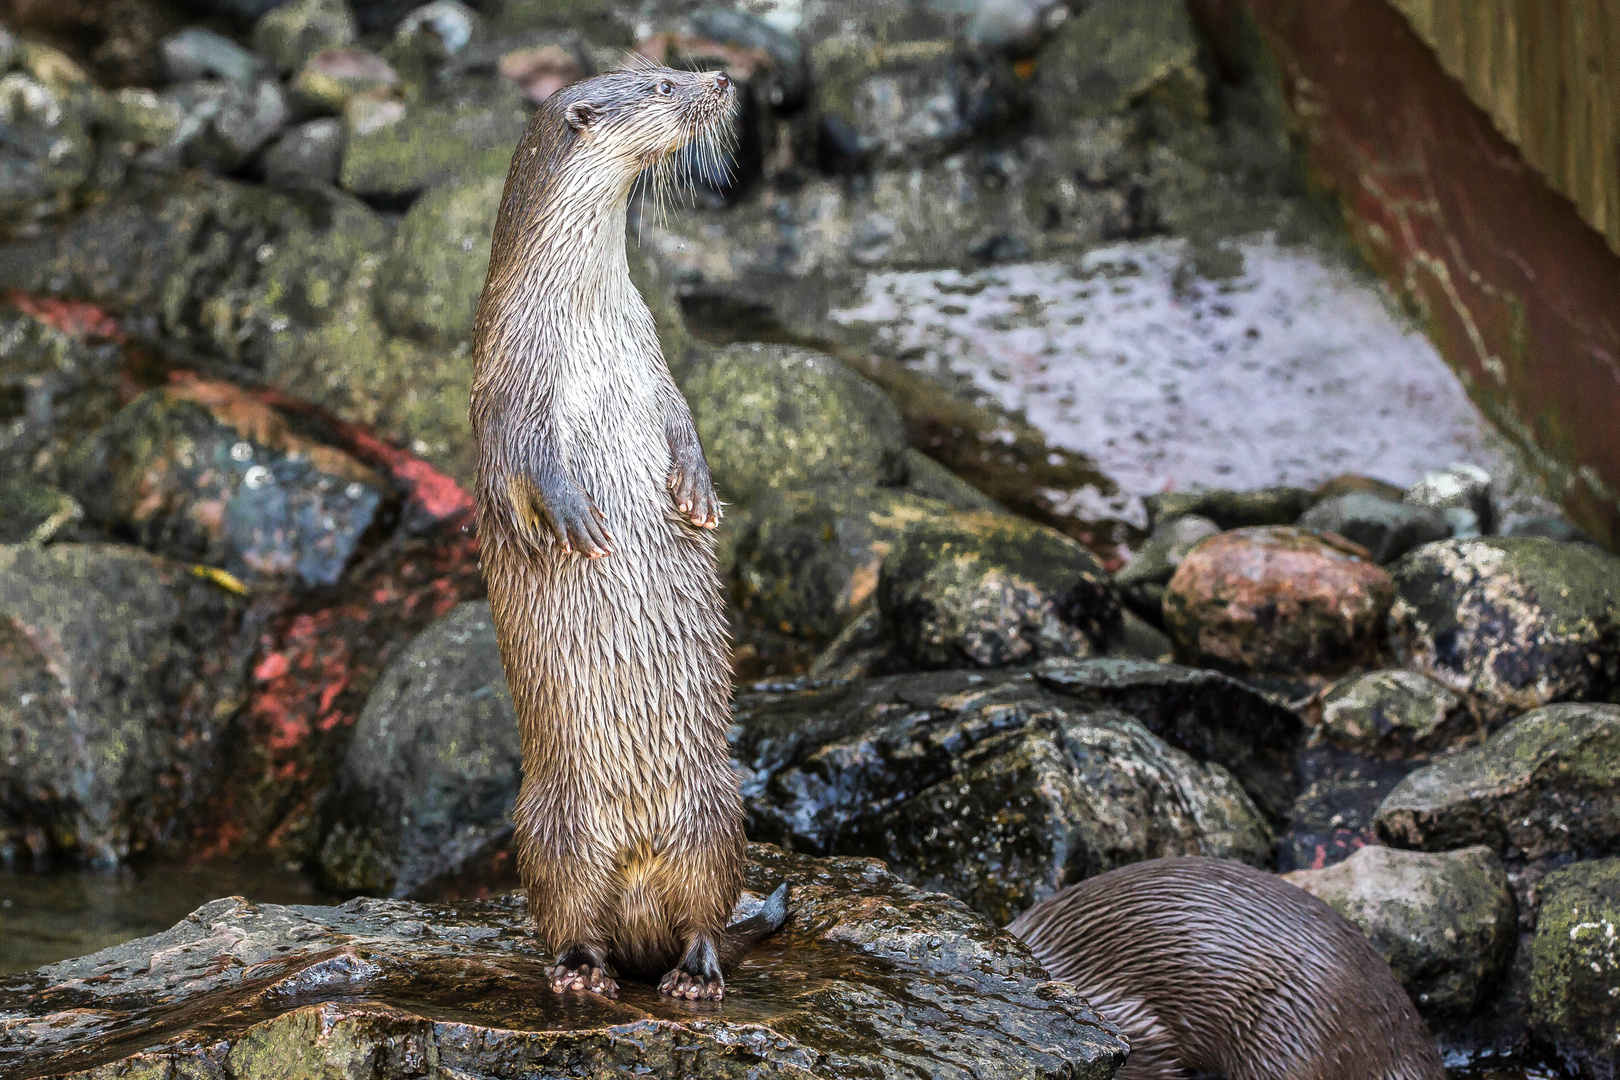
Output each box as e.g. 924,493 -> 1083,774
320,601 -> 518,897
1387,537 -> 1620,727
1284,844 -> 1517,1014
734,671 -> 1270,924
338,83 -> 529,198
1316,669 -> 1478,759
252,0 -> 358,75
0,846 -> 1128,1080
678,343 -> 909,507
1528,857 -> 1620,1073
1374,703 -> 1620,861
376,173 -> 503,346
0,544 -> 247,865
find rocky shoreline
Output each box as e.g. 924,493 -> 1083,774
2,0 -> 1618,1076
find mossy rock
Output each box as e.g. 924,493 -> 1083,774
679,342 -> 909,507
339,85 -> 529,197
252,0 -> 358,74
1529,857 -> 1620,1070
1031,0 -> 1208,132
0,477 -> 79,544
1375,702 -> 1620,861
377,173 -> 504,345
1388,537 -> 1620,726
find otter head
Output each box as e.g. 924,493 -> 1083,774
543,61 -> 736,206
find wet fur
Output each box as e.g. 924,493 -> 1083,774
1007,858 -> 1447,1080
471,64 -> 748,998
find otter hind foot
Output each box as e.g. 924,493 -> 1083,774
550,945 -> 618,996
659,933 -> 725,1001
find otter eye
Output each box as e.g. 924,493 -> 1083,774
657,80 -> 673,96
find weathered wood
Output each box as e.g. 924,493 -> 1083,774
1388,0 -> 1620,257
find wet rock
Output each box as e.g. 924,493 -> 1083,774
1146,484 -> 1316,530
321,602 -> 518,897
163,77 -> 289,171
0,846 -> 1128,1078
0,70 -> 94,222
1112,610 -> 1173,661
1375,703 -> 1620,861
735,671 -> 1271,923
159,27 -> 268,84
878,510 -> 1121,669
61,379 -> 389,589
1529,857 -> 1620,1074
1387,537 -> 1620,725
288,47 -> 399,116
1031,0 -> 1206,132
1034,657 -> 1303,819
253,0 -> 359,75
809,34 -> 1020,167
679,343 -> 909,506
900,449 -> 1000,512
97,87 -> 186,150
1299,492 -> 1451,564
338,79 -> 530,196
1164,526 -> 1395,674
1317,669 -> 1478,758
1503,513 -> 1598,546
389,0 -> 480,74
1285,844 -> 1517,1014
0,543 -> 247,864
0,307 -> 125,484
1114,513 -> 1219,622
961,0 -> 1061,50
0,477 -> 79,544
1404,463 -> 1494,536
376,173 -> 501,345
260,116 -> 344,188
1280,746 -> 1415,872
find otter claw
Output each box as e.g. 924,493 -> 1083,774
550,962 -> 618,996
659,968 -> 724,1001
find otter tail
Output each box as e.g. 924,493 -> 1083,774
720,883 -> 791,965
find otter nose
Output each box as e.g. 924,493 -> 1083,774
714,71 -> 731,91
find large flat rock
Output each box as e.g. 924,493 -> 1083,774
0,846 -> 1126,1080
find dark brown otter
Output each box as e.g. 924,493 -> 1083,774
471,61 -> 781,1001
1007,857 -> 1446,1080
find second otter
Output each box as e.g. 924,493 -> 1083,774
472,63 -> 773,1001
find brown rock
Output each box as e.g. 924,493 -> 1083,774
1164,526 -> 1395,674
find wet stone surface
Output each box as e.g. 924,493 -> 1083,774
0,846 -> 1128,1080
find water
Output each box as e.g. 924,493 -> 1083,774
0,861 -> 333,974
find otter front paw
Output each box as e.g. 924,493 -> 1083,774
522,472 -> 613,558
659,966 -> 725,1001
668,447 -> 720,529
549,945 -> 618,995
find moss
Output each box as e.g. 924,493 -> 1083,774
377,174 -> 503,345
339,89 -> 528,198
1529,857 -> 1620,1064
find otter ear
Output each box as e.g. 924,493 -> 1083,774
565,101 -> 600,132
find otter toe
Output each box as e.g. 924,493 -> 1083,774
659,968 -> 724,1001
549,963 -> 618,996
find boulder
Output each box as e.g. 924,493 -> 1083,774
164,77 -> 290,171
678,343 -> 909,506
1404,463 -> 1494,536
1114,513 -> 1219,621
1284,844 -> 1516,1014
0,70 -> 94,222
1034,657 -> 1303,819
288,47 -> 399,116
0,846 -> 1128,1079
1298,492 -> 1451,564
1145,485 -> 1316,530
320,602 -> 519,897
1386,537 -> 1620,726
338,80 -> 530,197
253,0 -> 359,75
159,28 -> 269,84
899,449 -> 1001,512
734,670 -> 1271,924
1529,858 -> 1620,1074
1031,0 -> 1206,133
0,544 -> 247,864
61,380 -> 389,589
1316,669 -> 1478,758
260,117 -> 344,188
388,0 -> 481,74
376,173 -> 503,345
0,308 -> 125,484
1163,526 -> 1395,674
1374,703 -> 1620,861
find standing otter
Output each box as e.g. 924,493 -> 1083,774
471,62 -> 775,1001
1008,858 -> 1446,1080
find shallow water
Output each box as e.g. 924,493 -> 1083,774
831,235 -> 1547,528
0,861 -> 333,974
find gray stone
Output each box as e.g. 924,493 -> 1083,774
1146,484 -> 1315,530
1403,463 -> 1494,535
1031,0 -> 1207,132
900,449 -> 1001,512
1503,513 -> 1597,546
0,309 -> 125,486
164,77 -> 289,171
376,173 -> 502,345
159,27 -> 268,84
0,544 -> 247,865
1115,513 -> 1219,620
0,847 -> 1128,1079
390,0 -> 480,72
320,602 -> 519,897
1284,844 -> 1516,1014
735,670 -> 1272,924
253,0 -> 360,74
1375,703 -> 1620,862
1317,669 -> 1477,758
679,343 -> 910,506
1298,492 -> 1451,564
0,72 -> 93,221
338,80 -> 530,196
260,117 -> 344,188
1387,537 -> 1620,725
0,478 -> 79,544
1529,857 -> 1620,1074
